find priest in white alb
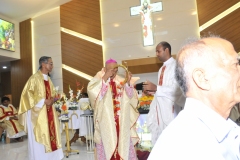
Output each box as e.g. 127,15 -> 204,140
143,41 -> 185,145
18,56 -> 63,160
87,58 -> 139,160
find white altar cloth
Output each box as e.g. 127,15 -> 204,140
61,98 -> 91,137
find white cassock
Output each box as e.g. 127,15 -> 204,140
147,57 -> 185,145
27,74 -> 63,160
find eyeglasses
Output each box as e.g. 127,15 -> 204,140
45,63 -> 53,66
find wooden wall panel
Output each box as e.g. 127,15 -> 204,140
61,32 -> 103,76
200,8 -> 240,53
197,0 -> 239,26
60,0 -> 103,93
60,0 -> 102,40
62,69 -> 89,95
0,71 -> 11,96
11,19 -> 32,108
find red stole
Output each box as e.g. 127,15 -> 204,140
0,106 -> 18,134
44,80 -> 57,151
159,65 -> 166,86
156,65 -> 167,126
109,79 -> 121,160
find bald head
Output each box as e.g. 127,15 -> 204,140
176,37 -> 240,118
176,37 -> 237,93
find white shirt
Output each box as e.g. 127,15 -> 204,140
147,57 -> 185,145
156,57 -> 185,107
148,98 -> 240,160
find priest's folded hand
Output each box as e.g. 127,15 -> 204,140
45,98 -> 54,106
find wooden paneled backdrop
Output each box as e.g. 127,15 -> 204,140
60,0 -> 102,40
0,71 -> 11,96
197,0 -> 240,52
11,19 -> 32,108
62,69 -> 91,93
60,0 -> 103,94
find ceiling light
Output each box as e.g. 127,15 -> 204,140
3,66 -> 7,69
191,11 -> 197,15
113,23 -> 119,27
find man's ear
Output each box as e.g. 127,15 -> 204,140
165,48 -> 169,53
165,48 -> 171,56
103,67 -> 106,72
192,68 -> 211,91
41,63 -> 45,69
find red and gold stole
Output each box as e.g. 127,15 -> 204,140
109,79 -> 121,160
44,80 -> 57,151
0,106 -> 18,134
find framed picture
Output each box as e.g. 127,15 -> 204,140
0,18 -> 15,52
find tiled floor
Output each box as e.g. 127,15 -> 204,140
0,133 -> 95,160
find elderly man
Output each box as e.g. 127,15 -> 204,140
19,56 -> 63,160
88,58 -> 139,160
148,37 -> 240,160
143,41 -> 185,145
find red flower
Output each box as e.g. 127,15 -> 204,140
76,80 -> 80,86
62,105 -> 67,111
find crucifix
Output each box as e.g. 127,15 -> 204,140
130,0 -> 162,46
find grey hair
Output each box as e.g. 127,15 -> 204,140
175,35 -> 221,95
39,56 -> 51,70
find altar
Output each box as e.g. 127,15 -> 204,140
63,98 -> 92,136
60,98 -> 94,151
60,97 -> 152,153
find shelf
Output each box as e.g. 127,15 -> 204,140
122,55 -> 176,74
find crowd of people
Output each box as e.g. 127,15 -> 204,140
0,36 -> 239,160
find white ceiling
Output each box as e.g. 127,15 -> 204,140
0,55 -> 16,62
0,56 -> 14,72
0,0 -> 71,73
0,0 -> 71,21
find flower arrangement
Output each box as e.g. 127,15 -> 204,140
53,81 -> 84,113
68,80 -> 84,110
138,94 -> 154,110
53,86 -> 67,112
53,81 -> 84,122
